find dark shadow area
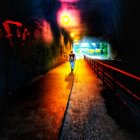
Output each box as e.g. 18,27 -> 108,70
65,71 -> 75,89
100,87 -> 140,136
0,76 -> 45,133
65,71 -> 75,80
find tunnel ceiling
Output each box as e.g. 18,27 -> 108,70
1,0 -> 140,60
0,0 -> 123,40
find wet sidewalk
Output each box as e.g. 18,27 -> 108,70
0,59 -> 139,140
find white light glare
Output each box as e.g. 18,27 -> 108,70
81,43 -> 89,47
92,42 -> 96,46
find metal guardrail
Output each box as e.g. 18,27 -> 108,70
84,55 -> 140,121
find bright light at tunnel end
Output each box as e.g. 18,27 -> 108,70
85,55 -> 105,60
73,37 -> 111,60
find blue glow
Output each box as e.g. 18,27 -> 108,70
73,37 -> 111,60
92,43 -> 96,47
81,43 -> 89,47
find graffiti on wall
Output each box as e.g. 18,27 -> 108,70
0,20 -> 30,46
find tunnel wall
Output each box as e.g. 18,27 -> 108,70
109,0 -> 140,62
0,20 -> 72,95
0,0 -> 73,95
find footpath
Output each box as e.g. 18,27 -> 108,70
0,59 -> 138,140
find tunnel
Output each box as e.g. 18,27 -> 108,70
0,0 -> 140,95
0,0 -> 140,139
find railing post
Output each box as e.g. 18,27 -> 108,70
90,58 -> 92,67
97,62 -> 99,78
93,60 -> 95,73
103,66 -> 105,87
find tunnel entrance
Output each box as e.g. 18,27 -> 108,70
73,37 -> 111,60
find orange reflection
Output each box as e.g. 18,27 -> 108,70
39,62 -> 73,139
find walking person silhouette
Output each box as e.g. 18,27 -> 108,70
69,50 -> 76,72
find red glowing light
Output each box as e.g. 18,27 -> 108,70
2,20 -> 30,46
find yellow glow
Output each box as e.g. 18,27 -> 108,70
57,9 -> 80,28
74,42 -> 79,45
74,39 -> 78,42
96,49 -> 101,53
57,7 -> 84,39
88,49 -> 94,53
62,15 -> 70,24
70,33 -> 75,38
73,37 -> 80,42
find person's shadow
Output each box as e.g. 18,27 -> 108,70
65,71 -> 75,89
